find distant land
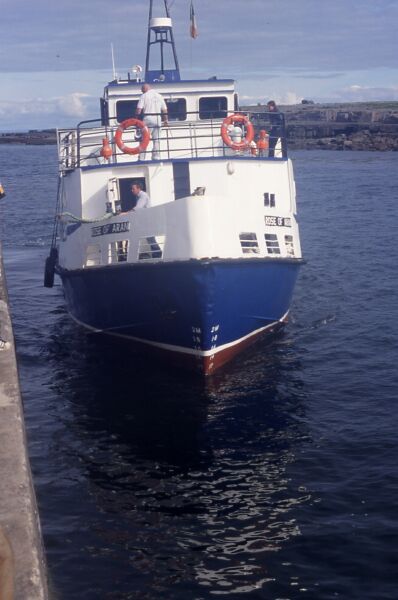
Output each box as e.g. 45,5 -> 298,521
246,101 -> 398,151
0,129 -> 56,145
1,102 -> 398,151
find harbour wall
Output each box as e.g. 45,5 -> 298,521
0,242 -> 49,599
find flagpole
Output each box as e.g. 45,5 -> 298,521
189,1 -> 198,76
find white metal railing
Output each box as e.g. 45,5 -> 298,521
57,111 -> 288,172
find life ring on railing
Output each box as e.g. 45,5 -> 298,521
221,114 -> 255,151
114,118 -> 151,155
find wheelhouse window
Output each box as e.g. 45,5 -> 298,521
116,100 -> 139,123
165,98 -> 187,121
199,96 -> 228,119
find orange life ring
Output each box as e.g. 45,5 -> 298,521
114,118 -> 151,155
221,114 -> 255,151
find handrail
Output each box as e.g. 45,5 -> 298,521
58,110 -> 288,172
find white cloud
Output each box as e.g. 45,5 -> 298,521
0,92 -> 91,119
56,93 -> 90,118
279,92 -> 303,106
0,92 -> 96,130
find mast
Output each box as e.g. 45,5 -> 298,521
145,0 -> 181,83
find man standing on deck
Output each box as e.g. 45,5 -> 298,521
136,84 -> 168,160
267,100 -> 286,158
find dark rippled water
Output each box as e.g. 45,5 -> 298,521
1,146 -> 398,599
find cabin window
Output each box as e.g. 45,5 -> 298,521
264,234 -> 281,255
85,245 -> 101,267
263,193 -> 276,207
199,96 -> 228,119
285,235 -> 295,257
138,236 -> 165,260
116,100 -> 139,123
239,232 -> 260,254
109,241 -> 129,263
165,98 -> 187,121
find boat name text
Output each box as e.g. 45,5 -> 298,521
91,222 -> 130,237
265,216 -> 292,227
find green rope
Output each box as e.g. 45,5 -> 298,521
58,211 -> 114,224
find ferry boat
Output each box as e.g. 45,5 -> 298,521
45,0 -> 303,375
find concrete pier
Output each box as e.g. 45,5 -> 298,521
0,242 -> 48,599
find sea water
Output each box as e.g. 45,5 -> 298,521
1,145 -> 397,599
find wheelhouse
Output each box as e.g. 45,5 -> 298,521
102,78 -> 237,125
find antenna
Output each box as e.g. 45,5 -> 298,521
111,43 -> 117,80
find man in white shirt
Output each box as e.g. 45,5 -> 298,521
136,84 -> 168,160
131,183 -> 150,210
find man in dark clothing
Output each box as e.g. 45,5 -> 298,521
267,100 -> 286,158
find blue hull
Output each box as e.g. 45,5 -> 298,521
58,258 -> 301,372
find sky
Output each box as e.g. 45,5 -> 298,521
1,0 -> 397,130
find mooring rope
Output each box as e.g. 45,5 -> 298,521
57,211 -> 114,224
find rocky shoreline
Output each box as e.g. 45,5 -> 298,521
1,101 -> 398,150
0,130 -> 56,145
247,101 -> 398,151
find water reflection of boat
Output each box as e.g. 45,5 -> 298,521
45,0 -> 303,375
45,313 -> 309,597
